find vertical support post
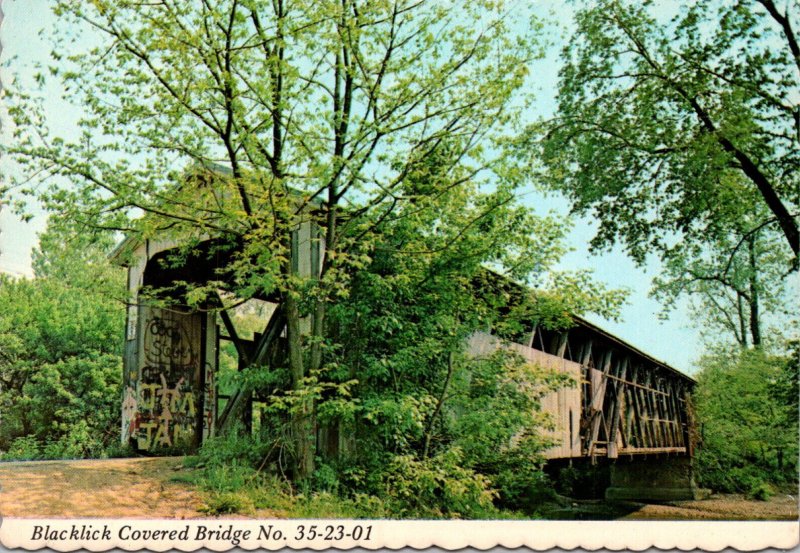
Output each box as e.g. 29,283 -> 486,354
628,364 -> 647,449
586,349 -> 612,456
606,357 -> 629,459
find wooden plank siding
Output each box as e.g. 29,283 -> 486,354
467,321 -> 694,460
467,332 -> 582,459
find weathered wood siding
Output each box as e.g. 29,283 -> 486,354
119,223 -> 321,449
467,332 -> 582,459
122,307 -> 200,450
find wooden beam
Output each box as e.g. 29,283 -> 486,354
606,357 -> 629,458
662,379 -> 676,447
579,340 -> 593,419
655,375 -> 671,447
666,378 -> 683,447
216,303 -> 287,433
602,373 -> 669,396
644,371 -> 666,447
623,386 -> 636,449
675,382 -> 688,448
579,339 -> 593,366
218,307 -> 251,365
526,324 -> 538,349
640,370 -> 657,447
617,446 -> 687,455
550,332 -> 568,358
628,364 -> 645,449
585,349 -> 612,456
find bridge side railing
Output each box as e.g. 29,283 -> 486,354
467,331 -> 693,460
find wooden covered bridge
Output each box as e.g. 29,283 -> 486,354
468,323 -> 700,501
112,225 -> 701,502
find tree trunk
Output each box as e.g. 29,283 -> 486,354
737,292 -> 748,348
748,236 -> 762,347
285,292 -> 315,480
422,351 -> 455,459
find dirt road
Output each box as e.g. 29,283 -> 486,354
0,457 -> 796,520
0,457 -> 205,519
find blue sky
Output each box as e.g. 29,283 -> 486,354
0,0 -> 702,374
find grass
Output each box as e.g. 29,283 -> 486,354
177,451 -> 534,519
189,479 -> 528,518
177,456 -> 526,519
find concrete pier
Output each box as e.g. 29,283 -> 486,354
605,456 -> 709,502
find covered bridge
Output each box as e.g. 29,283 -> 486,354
112,227 -> 702,502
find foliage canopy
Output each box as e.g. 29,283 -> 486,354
0,223 -> 125,458
693,344 -> 799,494
3,0 -> 626,508
538,0 -> 798,262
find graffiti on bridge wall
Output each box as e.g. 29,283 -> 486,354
122,312 -> 202,451
143,316 -> 196,366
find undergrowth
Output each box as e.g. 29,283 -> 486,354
181,432 -> 532,519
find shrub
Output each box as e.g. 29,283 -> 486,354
102,442 -> 137,459
42,420 -> 104,459
0,263 -> 124,458
551,462 -> 610,499
4,436 -> 42,461
694,348 -> 798,493
377,449 -> 497,519
195,426 -> 268,470
200,492 -> 252,515
494,460 -> 556,509
202,464 -> 261,494
747,482 -> 773,501
311,462 -> 340,494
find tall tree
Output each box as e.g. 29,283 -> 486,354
652,200 -> 793,348
318,150 -> 624,512
536,0 -> 799,263
693,346 -> 799,492
4,0 -> 541,478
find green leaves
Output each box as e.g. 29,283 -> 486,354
0,223 -> 125,457
694,345 -> 799,491
376,448 -> 498,518
536,0 -> 799,262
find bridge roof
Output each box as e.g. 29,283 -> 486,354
570,313 -> 695,384
478,268 -> 695,384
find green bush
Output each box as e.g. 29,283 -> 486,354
747,482 -> 773,501
550,462 -> 611,499
195,427 -> 269,470
200,492 -> 252,515
694,347 -> 798,493
494,460 -> 556,509
44,420 -> 105,459
102,442 -> 137,459
0,259 -> 124,459
377,449 -> 498,519
4,436 -> 42,461
202,464 -> 262,493
311,461 -> 341,494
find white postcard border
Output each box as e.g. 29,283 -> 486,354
0,518 -> 797,552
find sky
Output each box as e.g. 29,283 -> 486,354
0,0 -> 702,374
